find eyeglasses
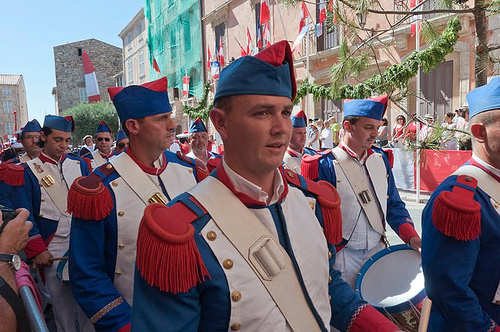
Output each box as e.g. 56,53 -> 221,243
97,137 -> 111,142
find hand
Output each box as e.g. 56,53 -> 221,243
0,208 -> 32,254
409,236 -> 421,251
33,250 -> 53,269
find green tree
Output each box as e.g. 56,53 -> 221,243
63,102 -> 119,146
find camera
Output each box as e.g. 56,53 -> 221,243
0,205 -> 18,233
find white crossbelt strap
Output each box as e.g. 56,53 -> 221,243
109,153 -> 168,205
453,165 -> 500,203
188,176 -> 323,332
91,151 -> 107,168
331,147 -> 385,235
27,158 -> 70,217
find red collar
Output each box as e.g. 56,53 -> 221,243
214,163 -> 289,206
39,152 -> 66,165
286,148 -> 301,158
468,158 -> 500,183
100,151 -> 115,159
125,148 -> 166,175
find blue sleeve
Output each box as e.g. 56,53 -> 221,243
422,191 -> 493,331
70,211 -> 131,331
0,182 -> 14,208
317,154 -> 337,185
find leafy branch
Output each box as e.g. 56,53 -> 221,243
183,82 -> 213,121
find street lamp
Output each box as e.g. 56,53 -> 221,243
357,11 -> 367,28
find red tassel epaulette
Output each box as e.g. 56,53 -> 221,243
136,202 -> 210,294
382,149 -> 394,169
301,154 -> 323,181
0,163 -> 8,183
284,169 -> 342,245
431,175 -> 481,241
67,164 -> 115,220
4,164 -> 25,186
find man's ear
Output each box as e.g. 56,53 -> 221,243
124,119 -> 140,135
40,130 -> 47,142
470,123 -> 486,143
209,108 -> 228,140
343,121 -> 353,133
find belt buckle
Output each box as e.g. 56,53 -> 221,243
148,192 -> 167,205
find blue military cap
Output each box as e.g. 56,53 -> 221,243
95,121 -> 112,135
466,76 -> 500,118
116,129 -> 127,142
214,40 -> 296,101
343,95 -> 388,121
21,119 -> 41,134
189,118 -> 207,133
292,110 -> 307,128
43,115 -> 75,132
108,77 -> 171,124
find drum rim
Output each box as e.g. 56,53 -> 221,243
55,251 -> 69,286
355,244 -> 426,314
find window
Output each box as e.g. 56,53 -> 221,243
79,88 -> 88,103
138,21 -> 144,44
139,51 -> 145,77
127,59 -> 134,84
3,86 -> 11,95
316,1 -> 340,52
3,100 -> 13,113
5,122 -> 14,135
321,96 -> 343,123
78,48 -> 82,56
127,33 -> 132,52
115,76 -> 123,88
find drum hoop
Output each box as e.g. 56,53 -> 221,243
355,244 -> 426,314
55,251 -> 69,285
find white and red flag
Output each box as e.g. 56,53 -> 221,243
299,2 -> 310,33
182,72 -> 190,99
410,0 -> 422,37
319,0 -> 327,24
246,27 -> 253,55
260,0 -> 270,24
259,0 -> 271,48
235,37 -> 247,56
292,23 -> 311,53
218,39 -> 225,67
207,46 -> 212,71
82,50 -> 100,102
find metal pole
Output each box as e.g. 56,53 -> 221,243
305,21 -> 311,119
19,286 -> 49,332
415,13 -> 421,203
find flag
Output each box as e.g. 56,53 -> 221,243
211,61 -> 220,82
235,37 -> 247,56
246,27 -> 253,55
328,0 -> 338,24
152,56 -> 161,74
299,2 -> 310,33
292,23 -> 311,53
82,50 -> 100,102
262,21 -> 271,49
260,0 -> 270,25
315,23 -> 323,37
182,72 -> 190,99
207,46 -> 212,71
218,39 -> 225,67
410,0 -> 422,37
319,0 -> 327,24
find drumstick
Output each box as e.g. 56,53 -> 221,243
49,256 -> 68,262
418,297 -> 432,332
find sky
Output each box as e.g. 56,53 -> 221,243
0,0 -> 144,124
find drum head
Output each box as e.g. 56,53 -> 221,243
356,244 -> 425,314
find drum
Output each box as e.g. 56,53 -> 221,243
356,244 -> 426,332
56,255 -> 69,286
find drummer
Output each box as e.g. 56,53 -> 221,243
301,96 -> 421,289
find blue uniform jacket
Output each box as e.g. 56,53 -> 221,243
422,174 -> 500,331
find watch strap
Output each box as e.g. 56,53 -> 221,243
0,254 -> 16,270
0,275 -> 31,332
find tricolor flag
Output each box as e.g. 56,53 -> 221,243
292,23 -> 311,53
246,27 -> 253,55
211,61 -> 220,82
219,39 -> 225,67
299,2 -> 310,33
82,50 -> 100,102
319,0 -> 327,24
182,73 -> 190,99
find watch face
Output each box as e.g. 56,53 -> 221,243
12,255 -> 21,271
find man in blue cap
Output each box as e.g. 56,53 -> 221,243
11,115 -> 94,332
132,41 -> 399,331
302,96 -> 421,289
67,77 -> 207,332
283,110 -> 316,174
421,77 -> 500,331
17,119 -> 42,162
186,117 -> 220,171
113,129 -> 128,155
83,121 -> 116,170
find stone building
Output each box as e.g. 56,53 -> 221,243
0,74 -> 28,141
53,39 -> 122,113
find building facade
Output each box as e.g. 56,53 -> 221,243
53,39 -> 122,113
0,74 -> 28,141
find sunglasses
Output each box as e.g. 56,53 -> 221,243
117,142 -> 127,149
97,137 -> 111,142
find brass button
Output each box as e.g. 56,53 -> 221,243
118,211 -> 125,217
41,198 -> 45,202
387,195 -> 389,199
118,243 -> 125,249
77,161 -> 80,164
231,291 -> 242,302
464,176 -> 472,182
206,231 -> 217,241
386,174 -> 390,178
115,269 -> 122,275
337,179 -> 342,183
39,213 -> 44,217
287,170 -> 295,178
189,169 -> 193,173
230,323 -> 241,331
496,300 -> 500,304
223,259 -> 233,269
106,164 -> 113,170
495,202 -> 499,209
112,181 -> 118,187
328,251 -> 332,259
328,275 -> 332,283
309,202 -> 315,209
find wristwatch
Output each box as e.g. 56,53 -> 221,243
0,254 -> 21,271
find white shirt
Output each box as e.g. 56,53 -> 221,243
321,127 -> 334,149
